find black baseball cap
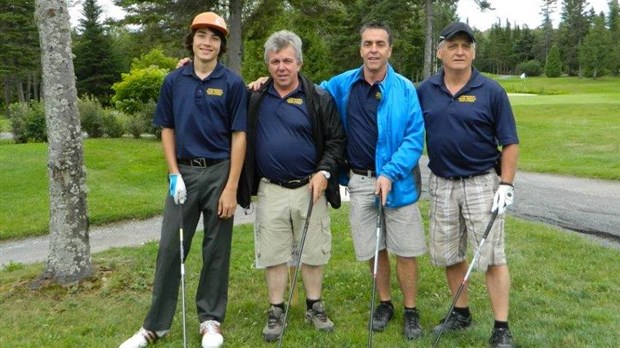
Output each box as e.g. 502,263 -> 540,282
439,22 -> 475,43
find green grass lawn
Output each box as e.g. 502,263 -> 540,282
496,76 -> 620,180
0,138 -> 167,240
1,203 -> 618,347
0,76 -> 618,240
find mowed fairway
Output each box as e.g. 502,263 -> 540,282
497,76 -> 620,180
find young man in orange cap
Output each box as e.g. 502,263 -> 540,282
119,11 -> 247,348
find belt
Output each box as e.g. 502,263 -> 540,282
263,176 -> 311,189
443,171 -> 489,180
177,158 -> 227,168
351,168 -> 376,177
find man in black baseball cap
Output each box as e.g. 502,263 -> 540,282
439,22 -> 476,43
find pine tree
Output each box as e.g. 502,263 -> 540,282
579,14 -> 611,78
72,0 -> 122,105
545,44 -> 562,77
557,0 -> 590,76
608,0 -> 620,75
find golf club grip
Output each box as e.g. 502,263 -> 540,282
482,210 -> 499,239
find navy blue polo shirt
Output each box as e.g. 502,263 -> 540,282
153,62 -> 247,159
346,79 -> 381,170
255,83 -> 317,182
417,68 -> 519,178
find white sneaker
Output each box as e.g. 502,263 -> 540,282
200,320 -> 224,348
119,327 -> 167,348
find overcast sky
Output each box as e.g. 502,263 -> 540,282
69,0 -> 613,31
457,0 -> 611,31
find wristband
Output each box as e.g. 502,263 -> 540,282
500,181 -> 513,187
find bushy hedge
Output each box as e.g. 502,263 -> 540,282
78,95 -> 105,138
518,60 -> 543,77
102,109 -> 127,138
9,101 -> 46,143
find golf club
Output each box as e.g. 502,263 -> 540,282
277,194 -> 314,348
178,204 -> 188,348
433,210 -> 499,348
368,202 -> 384,348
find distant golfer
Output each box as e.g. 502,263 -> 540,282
417,22 -> 519,348
119,12 -> 247,348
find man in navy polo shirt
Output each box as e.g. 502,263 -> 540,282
120,12 -> 247,348
417,22 -> 519,348
319,21 -> 426,340
242,30 -> 345,342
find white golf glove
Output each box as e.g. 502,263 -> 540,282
492,183 -> 514,214
169,173 -> 187,205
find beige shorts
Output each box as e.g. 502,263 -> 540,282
254,178 -> 331,268
347,172 -> 427,261
428,172 -> 507,272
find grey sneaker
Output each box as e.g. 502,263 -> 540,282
304,301 -> 334,332
262,305 -> 285,342
432,310 -> 472,334
403,309 -> 423,340
371,302 -> 394,331
489,327 -> 513,348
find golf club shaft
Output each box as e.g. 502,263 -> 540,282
368,203 -> 384,348
433,210 -> 498,348
278,194 -> 314,348
179,205 -> 187,348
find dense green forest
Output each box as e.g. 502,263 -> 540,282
2,0 -> 619,113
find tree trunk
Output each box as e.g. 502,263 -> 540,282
34,0 -> 92,286
423,0 -> 433,80
228,0 -> 243,74
16,76 -> 25,102
3,76 -> 10,112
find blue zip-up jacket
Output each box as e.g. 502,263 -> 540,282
320,64 -> 425,208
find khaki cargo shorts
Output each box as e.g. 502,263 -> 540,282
347,172 -> 427,261
254,179 -> 331,268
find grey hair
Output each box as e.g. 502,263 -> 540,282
263,30 -> 303,64
437,39 -> 477,51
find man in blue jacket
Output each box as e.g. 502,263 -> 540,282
249,21 -> 425,341
320,21 -> 426,340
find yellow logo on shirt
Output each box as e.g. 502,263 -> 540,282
287,97 -> 304,105
458,95 -> 476,103
375,92 -> 382,100
206,88 -> 224,96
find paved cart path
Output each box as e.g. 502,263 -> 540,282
1,157 -> 619,267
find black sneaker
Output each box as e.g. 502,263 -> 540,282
371,302 -> 394,331
489,327 -> 513,348
403,309 -> 423,340
262,305 -> 285,342
432,310 -> 472,334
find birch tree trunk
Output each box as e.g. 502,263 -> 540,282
423,0 -> 433,80
34,0 -> 92,286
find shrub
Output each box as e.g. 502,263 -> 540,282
518,60 -> 542,77
102,109 -> 126,138
130,48 -> 178,71
111,66 -> 167,115
126,100 -> 157,139
8,101 -> 46,143
78,95 -> 105,138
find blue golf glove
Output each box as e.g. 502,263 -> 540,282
169,173 -> 187,205
492,183 -> 514,214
